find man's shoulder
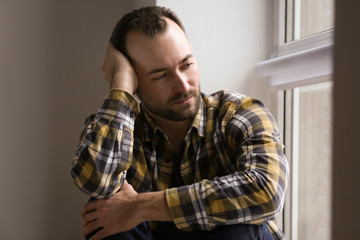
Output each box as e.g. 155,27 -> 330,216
201,90 -> 269,117
201,90 -> 248,107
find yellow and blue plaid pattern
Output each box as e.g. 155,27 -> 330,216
71,89 -> 288,239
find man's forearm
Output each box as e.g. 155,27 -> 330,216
71,90 -> 140,198
81,181 -> 173,239
138,190 -> 173,222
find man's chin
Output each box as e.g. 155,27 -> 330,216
142,94 -> 200,122
157,105 -> 198,121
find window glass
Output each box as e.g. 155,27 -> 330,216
297,81 -> 333,240
287,0 -> 335,41
298,0 -> 335,39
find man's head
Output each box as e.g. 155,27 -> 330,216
110,6 -> 185,58
110,6 -> 200,122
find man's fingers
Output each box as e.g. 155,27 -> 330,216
82,219 -> 102,237
82,210 -> 97,227
101,61 -> 106,73
104,42 -> 114,57
81,200 -> 98,217
107,42 -> 115,51
81,200 -> 106,237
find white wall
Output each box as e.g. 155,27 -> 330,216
156,0 -> 275,104
0,0 -> 154,239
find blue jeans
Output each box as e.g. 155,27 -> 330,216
86,221 -> 153,240
86,220 -> 274,240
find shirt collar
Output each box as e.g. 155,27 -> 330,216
189,94 -> 205,138
140,105 -> 162,142
140,93 -> 206,142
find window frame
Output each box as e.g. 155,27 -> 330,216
256,0 -> 334,90
255,1 -> 334,239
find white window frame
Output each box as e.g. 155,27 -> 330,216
255,1 -> 334,90
255,1 -> 334,239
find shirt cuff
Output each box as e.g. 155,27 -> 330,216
100,89 -> 140,121
165,182 -> 210,231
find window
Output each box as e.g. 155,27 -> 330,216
256,1 -> 334,239
283,79 -> 333,240
295,80 -> 333,239
290,0 -> 335,41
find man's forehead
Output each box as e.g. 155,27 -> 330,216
126,21 -> 191,63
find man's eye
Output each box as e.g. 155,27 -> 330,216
153,74 -> 166,80
182,62 -> 193,70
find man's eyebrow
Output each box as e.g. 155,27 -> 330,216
146,54 -> 193,76
147,67 -> 168,76
180,54 -> 193,64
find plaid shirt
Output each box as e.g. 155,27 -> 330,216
71,89 -> 288,239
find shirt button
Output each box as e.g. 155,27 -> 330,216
130,112 -> 136,118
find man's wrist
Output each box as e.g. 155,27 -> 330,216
137,191 -> 172,222
110,72 -> 137,93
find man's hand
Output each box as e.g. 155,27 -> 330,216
102,43 -> 138,93
81,180 -> 173,240
81,181 -> 144,239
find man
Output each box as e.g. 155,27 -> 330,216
71,6 -> 288,240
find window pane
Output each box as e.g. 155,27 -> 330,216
297,81 -> 333,239
296,0 -> 335,39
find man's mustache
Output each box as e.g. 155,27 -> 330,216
169,90 -> 198,102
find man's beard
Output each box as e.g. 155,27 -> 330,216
138,91 -> 201,122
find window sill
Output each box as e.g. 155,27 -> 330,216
255,43 -> 334,89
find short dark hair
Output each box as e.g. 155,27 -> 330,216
109,6 -> 185,57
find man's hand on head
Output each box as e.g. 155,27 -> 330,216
102,43 -> 138,93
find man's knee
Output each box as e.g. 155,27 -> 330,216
205,223 -> 273,240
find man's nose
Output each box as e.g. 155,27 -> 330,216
173,71 -> 190,93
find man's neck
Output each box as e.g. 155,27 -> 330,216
146,111 -> 192,154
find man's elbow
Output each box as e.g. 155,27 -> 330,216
262,177 -> 287,219
70,167 -> 119,199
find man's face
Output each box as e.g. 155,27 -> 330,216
126,18 -> 200,122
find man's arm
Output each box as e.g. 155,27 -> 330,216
165,96 -> 289,232
81,181 -> 171,240
71,43 -> 139,198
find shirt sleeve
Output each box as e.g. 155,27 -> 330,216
165,97 -> 289,234
71,89 -> 140,198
